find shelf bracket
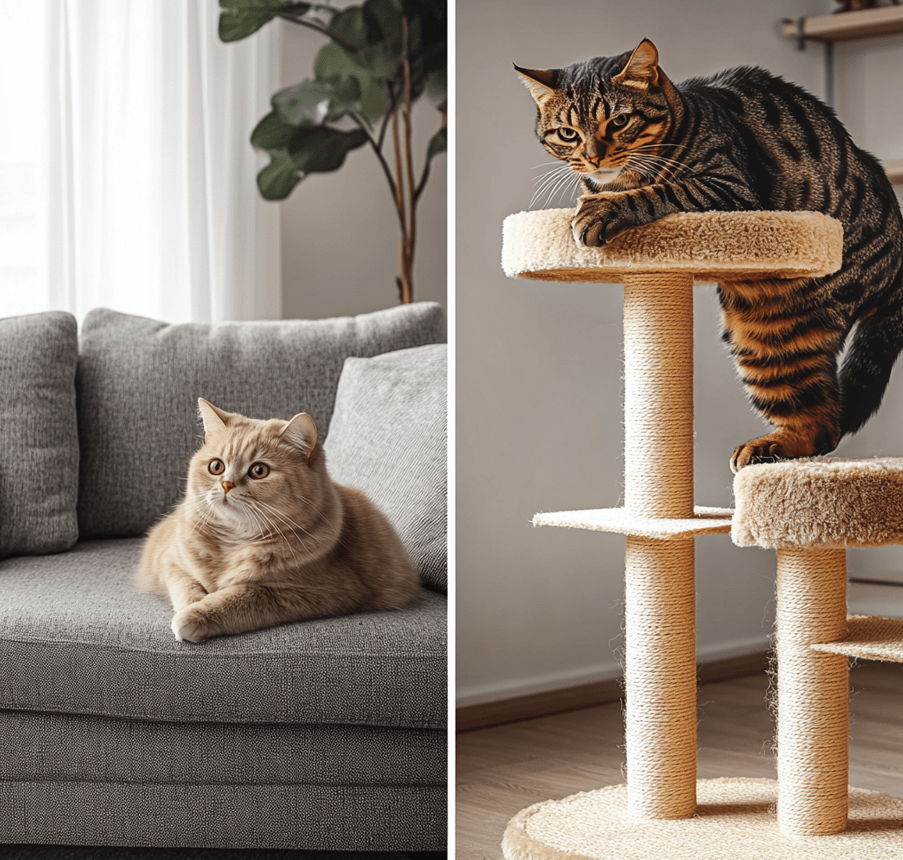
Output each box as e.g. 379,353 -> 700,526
781,16 -> 834,106
785,16 -> 809,51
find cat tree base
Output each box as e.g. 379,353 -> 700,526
502,779 -> 903,860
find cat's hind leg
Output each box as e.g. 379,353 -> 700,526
838,294 -> 903,437
720,281 -> 846,472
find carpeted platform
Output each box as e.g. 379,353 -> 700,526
501,208 -> 843,282
502,779 -> 903,860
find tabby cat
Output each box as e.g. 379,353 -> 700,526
517,39 -> 903,471
138,399 -> 421,643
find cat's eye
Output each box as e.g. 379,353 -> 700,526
556,127 -> 579,142
611,113 -> 630,128
248,462 -> 270,479
208,459 -> 224,475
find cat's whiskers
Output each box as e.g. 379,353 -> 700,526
191,497 -> 219,535
529,164 -> 574,209
251,499 -> 311,556
625,152 -> 685,184
541,167 -> 582,209
253,500 -> 316,552
274,493 -> 354,552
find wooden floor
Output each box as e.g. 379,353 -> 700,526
456,660 -> 903,860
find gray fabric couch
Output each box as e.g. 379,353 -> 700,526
0,303 -> 447,850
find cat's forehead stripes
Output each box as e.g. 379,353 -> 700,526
208,422 -> 280,468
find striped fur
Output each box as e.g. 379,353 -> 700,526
518,39 -> 903,471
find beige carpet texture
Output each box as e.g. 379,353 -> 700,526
501,208 -> 843,282
813,614 -> 903,662
732,457 -> 903,549
502,779 -> 903,860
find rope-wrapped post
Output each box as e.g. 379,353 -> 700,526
623,273 -> 697,819
775,547 -> 849,835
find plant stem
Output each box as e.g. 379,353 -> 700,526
350,113 -> 399,205
396,16 -> 415,304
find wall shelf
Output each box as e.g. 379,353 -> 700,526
781,6 -> 903,43
885,158 -> 903,185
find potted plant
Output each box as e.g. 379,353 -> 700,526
220,0 -> 447,303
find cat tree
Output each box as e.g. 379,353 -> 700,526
500,207 -> 903,858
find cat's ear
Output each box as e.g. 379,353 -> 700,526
198,398 -> 231,438
613,39 -> 660,88
514,64 -> 556,105
281,413 -> 318,461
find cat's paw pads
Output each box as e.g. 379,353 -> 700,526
171,608 -> 210,643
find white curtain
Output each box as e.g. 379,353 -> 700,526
0,0 -> 282,324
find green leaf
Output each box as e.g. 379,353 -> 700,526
364,0 -> 404,52
325,77 -> 363,120
250,110 -> 297,150
256,150 -> 302,200
329,7 -> 370,50
359,77 -> 389,123
218,0 -> 310,42
359,44 -> 399,81
314,42 -> 356,82
426,127 -> 446,162
272,79 -> 331,125
288,127 -> 368,174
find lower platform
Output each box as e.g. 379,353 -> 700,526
532,505 -> 733,539
502,778 -> 903,860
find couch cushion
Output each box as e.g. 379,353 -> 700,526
0,781 -> 446,850
0,709 -> 445,787
0,539 -> 446,729
76,303 -> 446,539
0,312 -> 79,558
325,345 -> 447,592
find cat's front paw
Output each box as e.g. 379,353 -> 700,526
730,428 -> 837,474
571,194 -> 633,247
171,607 -> 212,643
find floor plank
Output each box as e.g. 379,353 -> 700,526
456,661 -> 903,859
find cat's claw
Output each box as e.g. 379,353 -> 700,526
730,441 -> 783,474
571,194 -> 633,248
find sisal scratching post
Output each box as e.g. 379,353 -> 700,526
623,274 -> 696,818
732,457 -> 903,840
775,547 -> 849,835
496,209 -> 903,860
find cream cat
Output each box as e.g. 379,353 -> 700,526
138,399 -> 421,643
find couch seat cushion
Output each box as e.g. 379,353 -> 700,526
0,312 -> 80,558
0,540 -> 446,729
0,709 -> 445,787
325,344 -> 447,592
76,303 -> 445,539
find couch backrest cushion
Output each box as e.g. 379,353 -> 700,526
324,344 -> 447,592
0,312 -> 80,558
76,303 -> 445,539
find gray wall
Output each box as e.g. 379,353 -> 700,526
456,0 -> 903,705
278,20 -> 447,319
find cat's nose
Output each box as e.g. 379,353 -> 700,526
586,139 -> 607,161
222,481 -> 235,494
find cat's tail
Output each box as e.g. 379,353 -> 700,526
838,268 -> 903,437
